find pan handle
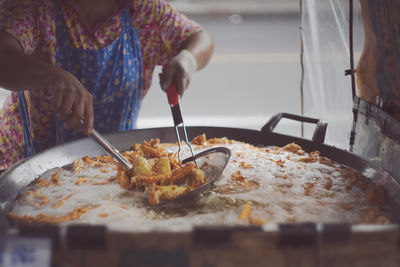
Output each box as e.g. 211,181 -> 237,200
261,113 -> 328,143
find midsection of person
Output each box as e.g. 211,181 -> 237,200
0,0 -> 213,170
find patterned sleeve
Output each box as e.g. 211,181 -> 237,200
134,0 -> 202,66
0,0 -> 41,55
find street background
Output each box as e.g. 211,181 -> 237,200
0,0 -> 303,136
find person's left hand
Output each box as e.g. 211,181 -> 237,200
159,49 -> 197,97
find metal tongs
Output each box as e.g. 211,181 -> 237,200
166,84 -> 196,162
81,122 -> 133,171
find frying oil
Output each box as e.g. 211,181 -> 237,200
10,140 -> 389,232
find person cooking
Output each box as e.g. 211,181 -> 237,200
0,0 -> 214,171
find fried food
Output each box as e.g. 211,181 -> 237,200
191,134 -> 206,145
148,185 -> 188,205
282,143 -> 305,155
8,206 -> 90,224
125,162 -> 205,205
115,139 -> 205,205
131,156 -> 153,176
131,163 -> 204,187
238,202 -> 267,226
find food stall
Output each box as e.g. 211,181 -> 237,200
1,0 -> 400,266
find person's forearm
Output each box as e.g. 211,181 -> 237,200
0,43 -> 59,92
0,38 -> 94,133
179,30 -> 214,71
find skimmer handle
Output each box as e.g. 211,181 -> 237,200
167,84 -> 179,106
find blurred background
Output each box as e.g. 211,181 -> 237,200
0,0 -> 362,148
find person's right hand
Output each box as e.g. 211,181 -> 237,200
0,31 -> 93,134
49,68 -> 93,135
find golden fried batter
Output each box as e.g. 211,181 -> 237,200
131,163 -> 205,188
148,185 -> 189,205
140,139 -> 164,158
114,139 -> 206,205
238,202 -> 267,226
8,206 -> 90,224
282,143 -> 305,155
191,134 -> 206,146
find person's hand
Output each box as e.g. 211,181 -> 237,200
49,68 -> 93,134
159,49 -> 197,97
0,31 -> 94,134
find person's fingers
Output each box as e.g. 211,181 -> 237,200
48,69 -> 93,133
160,64 -> 174,92
52,90 -> 63,111
58,89 -> 75,120
175,71 -> 190,97
83,95 -> 94,135
64,98 -> 84,129
178,71 -> 190,96
162,51 -> 195,97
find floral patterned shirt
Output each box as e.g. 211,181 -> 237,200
0,0 -> 201,169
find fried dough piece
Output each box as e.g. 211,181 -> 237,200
140,139 -> 163,158
297,151 -> 320,163
207,137 -> 231,145
117,156 -> 173,189
8,206 -> 90,224
51,171 -> 61,185
116,167 -> 131,189
132,157 -> 152,176
131,162 -> 205,188
238,202 -> 267,226
282,143 -> 305,155
150,157 -> 172,176
238,202 -> 251,220
191,134 -> 206,145
148,185 -> 189,205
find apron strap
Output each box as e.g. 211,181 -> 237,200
18,91 -> 36,157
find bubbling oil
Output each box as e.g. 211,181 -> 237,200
9,140 -> 392,231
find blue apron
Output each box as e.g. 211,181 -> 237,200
19,1 -> 143,157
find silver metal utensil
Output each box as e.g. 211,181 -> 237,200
82,124 -> 132,170
166,83 -> 196,162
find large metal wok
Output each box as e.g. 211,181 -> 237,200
1,113 -> 400,224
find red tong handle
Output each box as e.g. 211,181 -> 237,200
167,83 -> 179,106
